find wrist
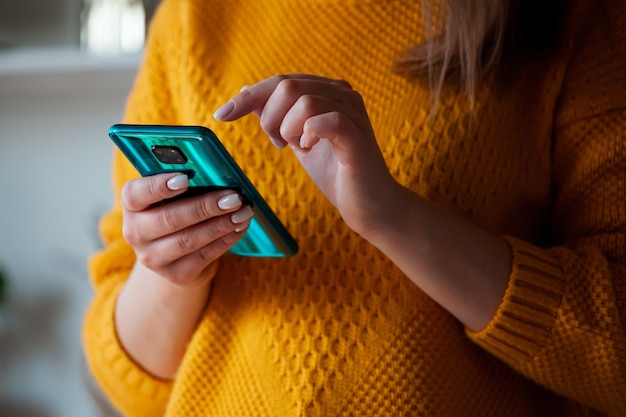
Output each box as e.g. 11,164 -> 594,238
356,183 -> 426,248
361,187 -> 511,331
114,261 -> 217,379
138,261 -> 217,304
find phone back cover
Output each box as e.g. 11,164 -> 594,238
109,124 -> 298,258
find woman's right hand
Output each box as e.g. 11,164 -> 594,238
120,172 -> 254,286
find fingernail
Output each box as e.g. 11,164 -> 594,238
213,101 -> 234,120
231,206 -> 254,224
240,85 -> 250,92
299,135 -> 307,149
167,174 -> 189,190
234,223 -> 249,233
218,193 -> 242,210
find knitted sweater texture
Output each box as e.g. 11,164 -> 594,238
83,0 -> 626,416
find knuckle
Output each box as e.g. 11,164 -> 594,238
121,177 -> 166,211
120,181 -> 139,210
194,199 -> 215,222
210,217 -> 234,236
327,111 -> 346,129
197,237 -> 231,262
136,251 -> 160,270
272,74 -> 288,84
147,178 -> 163,200
176,230 -> 197,252
276,77 -> 299,95
298,94 -> 316,110
157,208 -> 179,231
260,114 -> 280,137
197,245 -> 219,263
121,220 -> 139,245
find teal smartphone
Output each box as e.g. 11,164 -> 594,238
108,124 -> 298,258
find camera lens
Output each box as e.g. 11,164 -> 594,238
152,146 -> 188,164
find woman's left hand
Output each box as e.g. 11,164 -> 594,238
214,74 -> 404,239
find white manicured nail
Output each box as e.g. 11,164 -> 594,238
167,174 -> 189,190
231,206 -> 254,224
218,193 -> 241,210
213,101 -> 234,120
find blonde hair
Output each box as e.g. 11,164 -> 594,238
396,0 -> 510,106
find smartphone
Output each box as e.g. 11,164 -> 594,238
108,124 -> 298,258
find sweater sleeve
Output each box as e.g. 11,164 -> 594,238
82,1 -> 185,416
468,3 -> 626,415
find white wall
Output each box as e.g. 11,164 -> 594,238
0,62 -> 135,417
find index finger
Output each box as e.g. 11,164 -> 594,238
121,172 -> 189,212
213,74 -> 349,121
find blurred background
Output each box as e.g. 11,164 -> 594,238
0,1 -> 160,415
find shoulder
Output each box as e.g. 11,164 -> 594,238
571,0 -> 626,45
554,0 -> 626,127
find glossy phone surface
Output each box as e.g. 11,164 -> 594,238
109,124 -> 298,257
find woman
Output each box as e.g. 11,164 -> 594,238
83,0 -> 626,416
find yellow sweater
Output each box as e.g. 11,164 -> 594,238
83,0 -> 626,416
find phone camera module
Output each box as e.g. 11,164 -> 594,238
152,146 -> 188,165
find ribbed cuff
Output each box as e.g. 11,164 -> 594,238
83,276 -> 173,417
468,236 -> 568,367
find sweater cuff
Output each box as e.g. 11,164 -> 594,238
467,236 -> 567,367
83,277 -> 173,417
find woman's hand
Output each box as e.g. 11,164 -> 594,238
121,172 -> 254,286
214,74 -> 404,240
115,172 -> 255,379
214,74 -> 512,332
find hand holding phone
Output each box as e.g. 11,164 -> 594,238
120,172 -> 257,286
109,124 -> 298,258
